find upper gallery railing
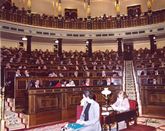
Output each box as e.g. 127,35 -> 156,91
0,8 -> 165,30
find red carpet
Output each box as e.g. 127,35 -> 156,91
121,124 -> 156,131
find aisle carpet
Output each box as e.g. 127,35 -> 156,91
23,117 -> 165,131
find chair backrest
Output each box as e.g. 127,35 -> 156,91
76,105 -> 83,119
129,99 -> 138,110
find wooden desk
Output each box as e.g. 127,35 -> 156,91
102,109 -> 138,131
22,87 -> 120,127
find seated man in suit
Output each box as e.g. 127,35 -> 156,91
29,80 -> 42,89
102,77 -> 113,86
76,90 -> 101,131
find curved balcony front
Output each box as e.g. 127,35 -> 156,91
0,9 -> 165,40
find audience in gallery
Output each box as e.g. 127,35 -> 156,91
101,70 -> 106,77
5,63 -> 11,69
66,79 -> 76,87
76,90 -> 101,131
67,59 -> 73,65
63,66 -> 67,70
74,71 -> 79,77
48,71 -> 58,77
18,65 -> 27,69
54,80 -> 61,88
59,73 -> 64,77
28,79 -> 42,89
102,78 -> 113,86
37,66 -> 41,69
24,70 -> 30,77
82,78 -> 91,87
2,46 -> 165,89
33,80 -> 42,88
111,77 -> 121,85
1,0 -> 165,25
75,60 -> 79,65
96,79 -> 103,86
43,65 -> 47,70
61,80 -> 67,87
15,69 -> 21,77
85,71 -> 90,77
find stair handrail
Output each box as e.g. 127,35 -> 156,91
123,61 -> 126,91
131,62 -> 142,115
0,86 -> 5,131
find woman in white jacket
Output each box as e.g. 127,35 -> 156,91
76,90 -> 101,131
111,90 -> 130,112
111,90 -> 130,130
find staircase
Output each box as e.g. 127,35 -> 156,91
124,61 -> 137,100
4,98 -> 26,131
124,60 -> 142,115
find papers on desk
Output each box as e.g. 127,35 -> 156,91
101,112 -> 110,116
102,107 -> 107,111
102,106 -> 114,111
108,106 -> 114,111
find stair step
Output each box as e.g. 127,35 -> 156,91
6,123 -> 25,131
5,99 -> 26,131
125,61 -> 137,101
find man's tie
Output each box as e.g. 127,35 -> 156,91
84,103 -> 91,121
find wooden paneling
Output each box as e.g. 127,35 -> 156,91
24,86 -> 120,127
13,76 -> 122,112
141,87 -> 165,116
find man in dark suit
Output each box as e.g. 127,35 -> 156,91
102,78 -> 113,86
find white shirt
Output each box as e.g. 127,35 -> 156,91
111,97 -> 130,112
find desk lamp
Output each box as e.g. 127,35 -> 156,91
101,88 -> 111,106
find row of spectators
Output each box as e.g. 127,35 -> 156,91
15,69 -> 121,78
134,47 -> 165,86
1,47 -> 123,71
29,77 -> 119,89
1,47 -> 123,95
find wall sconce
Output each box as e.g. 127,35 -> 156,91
86,40 -> 89,44
55,39 -> 59,44
22,36 -> 27,41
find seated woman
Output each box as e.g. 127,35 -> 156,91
76,90 -> 101,131
111,90 -> 130,130
111,90 -> 130,112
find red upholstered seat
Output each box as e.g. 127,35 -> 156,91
76,105 -> 83,119
129,99 -> 138,110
